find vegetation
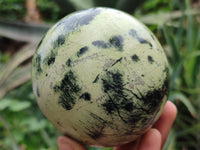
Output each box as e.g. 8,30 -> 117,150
0,0 -> 200,149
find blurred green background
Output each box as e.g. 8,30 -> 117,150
0,0 -> 200,149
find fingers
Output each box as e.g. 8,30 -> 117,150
57,136 -> 87,150
153,101 -> 177,147
114,129 -> 161,150
113,138 -> 141,150
139,128 -> 162,150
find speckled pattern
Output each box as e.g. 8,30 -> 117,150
32,7 -> 169,147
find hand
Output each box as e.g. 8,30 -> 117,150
57,101 -> 177,150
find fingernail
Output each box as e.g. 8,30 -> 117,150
58,137 -> 73,150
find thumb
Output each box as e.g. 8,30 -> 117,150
57,136 -> 87,150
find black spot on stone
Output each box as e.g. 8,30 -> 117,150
47,57 -> 55,66
66,58 -> 72,67
101,71 -> 125,114
141,74 -> 144,77
131,54 -> 140,62
127,113 -> 144,124
77,46 -> 89,57
90,112 -> 107,124
102,71 -> 124,94
53,34 -> 65,48
86,126 -> 104,140
148,42 -> 153,48
80,92 -> 91,101
140,77 -> 169,114
53,70 -> 81,110
129,29 -> 152,48
123,102 -> 134,111
72,126 -> 78,131
85,112 -> 107,140
101,70 -> 139,123
57,121 -> 62,127
109,35 -> 124,51
45,73 -> 48,77
93,74 -> 100,83
58,34 -> 65,45
34,54 -> 42,73
43,51 -> 56,66
102,99 -> 116,114
111,57 -> 123,67
100,70 -> 161,124
163,65 -> 169,73
148,56 -> 154,63
92,40 -> 109,49
58,8 -> 102,33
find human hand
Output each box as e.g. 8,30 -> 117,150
57,101 -> 177,150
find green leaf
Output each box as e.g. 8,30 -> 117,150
139,9 -> 200,25
12,130 -> 24,142
93,0 -> 118,7
162,24 -> 180,62
0,43 -> 36,84
40,129 -> 56,147
9,100 -> 31,112
0,98 -> 31,112
53,0 -> 76,13
169,92 -> 197,117
68,0 -> 94,10
163,129 -> 176,150
181,87 -> 200,95
102,148 -> 113,150
0,20 -> 50,42
21,117 -> 47,132
184,55 -> 197,88
175,15 -> 185,54
0,51 -> 10,63
169,60 -> 184,91
0,98 -> 12,110
87,146 -> 101,150
0,64 -> 32,99
176,124 -> 200,137
115,0 -> 146,13
0,43 -> 37,99
185,0 -> 193,52
87,146 -> 113,150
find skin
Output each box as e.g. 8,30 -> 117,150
57,101 -> 177,150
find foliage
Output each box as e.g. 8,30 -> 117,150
36,0 -> 66,22
0,0 -> 26,21
0,82 -> 59,150
0,0 -> 146,22
0,0 -> 200,149
0,52 -> 10,64
138,0 -> 200,149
